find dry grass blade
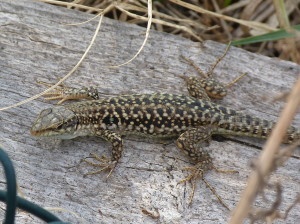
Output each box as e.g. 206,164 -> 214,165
273,0 -> 290,28
62,12 -> 103,26
120,3 -> 213,31
272,0 -> 300,63
104,0 -> 152,68
116,4 -> 202,42
169,0 -> 277,32
219,0 -> 251,13
211,0 -> 232,40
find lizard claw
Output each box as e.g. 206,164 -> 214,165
177,162 -> 208,206
83,153 -> 117,178
178,162 -> 237,210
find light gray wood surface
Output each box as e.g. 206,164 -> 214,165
0,1 -> 299,223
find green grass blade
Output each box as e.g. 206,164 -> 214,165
231,24 -> 300,46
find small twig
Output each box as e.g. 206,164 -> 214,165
141,208 -> 160,219
248,183 -> 282,224
275,139 -> 300,166
280,193 -> 300,220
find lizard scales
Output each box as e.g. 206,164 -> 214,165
31,92 -> 299,155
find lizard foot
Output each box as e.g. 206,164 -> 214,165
83,153 -> 117,178
178,162 -> 208,207
179,162 -> 235,210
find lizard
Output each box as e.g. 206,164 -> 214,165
30,46 -> 300,208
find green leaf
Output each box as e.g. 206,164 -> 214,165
231,24 -> 300,46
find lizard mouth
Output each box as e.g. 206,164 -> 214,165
30,129 -> 40,136
30,126 -> 58,137
30,120 -> 45,136
30,119 -> 65,138
30,128 -> 47,137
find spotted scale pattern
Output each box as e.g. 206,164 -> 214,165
31,92 -> 300,165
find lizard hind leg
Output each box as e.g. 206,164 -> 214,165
176,126 -> 214,205
176,126 -> 237,209
46,86 -> 99,104
38,80 -> 99,104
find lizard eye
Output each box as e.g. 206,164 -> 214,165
40,108 -> 53,117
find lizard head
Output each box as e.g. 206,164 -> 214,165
30,106 -> 79,139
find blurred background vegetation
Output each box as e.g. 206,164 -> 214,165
41,0 -> 300,63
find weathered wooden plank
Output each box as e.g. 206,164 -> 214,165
0,0 -> 299,223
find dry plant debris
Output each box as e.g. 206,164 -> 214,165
248,184 -> 300,224
39,0 -> 300,63
230,77 -> 300,224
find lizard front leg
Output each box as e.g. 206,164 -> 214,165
181,43 -> 245,101
84,130 -> 123,178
